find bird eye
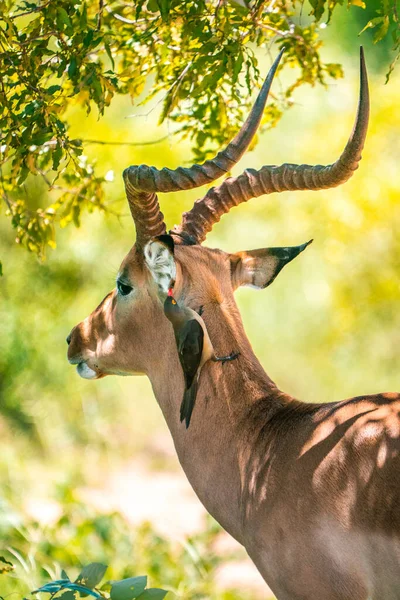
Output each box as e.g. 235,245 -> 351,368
117,280 -> 133,296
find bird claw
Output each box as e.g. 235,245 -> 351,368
213,351 -> 240,365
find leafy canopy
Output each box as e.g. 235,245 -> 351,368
0,0 -> 398,261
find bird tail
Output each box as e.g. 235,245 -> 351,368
180,378 -> 198,429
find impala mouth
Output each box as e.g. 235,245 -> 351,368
76,362 -> 98,380
68,357 -> 100,380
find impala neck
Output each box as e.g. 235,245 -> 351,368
148,300 -> 293,544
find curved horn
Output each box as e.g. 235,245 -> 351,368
123,49 -> 284,249
173,47 -> 369,245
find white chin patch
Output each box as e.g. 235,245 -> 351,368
77,362 -> 98,380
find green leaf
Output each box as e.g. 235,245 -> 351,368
80,4 -> 88,28
191,63 -> 225,97
105,42 -> 115,71
359,16 -> 385,35
0,556 -> 13,573
34,582 -> 63,593
83,29 -> 94,49
373,15 -> 389,43
34,581 -> 102,597
76,563 -> 108,590
58,592 -> 77,600
324,63 -> 344,79
136,589 -> 168,600
31,129 -> 54,145
47,85 -> 62,95
157,0 -> 171,21
226,0 -> 249,9
17,164 -> 29,185
135,0 -> 147,18
52,142 -> 63,170
68,57 -> 78,79
385,50 -> 400,83
110,576 -> 147,600
232,50 -> 244,83
57,7 -> 72,30
309,0 -> 327,21
147,0 -> 159,12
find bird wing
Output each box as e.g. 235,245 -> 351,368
177,319 -> 204,389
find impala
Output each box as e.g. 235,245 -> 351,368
67,48 -> 400,599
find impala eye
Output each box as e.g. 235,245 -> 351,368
117,280 -> 133,296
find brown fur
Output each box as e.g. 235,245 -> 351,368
68,242 -> 400,600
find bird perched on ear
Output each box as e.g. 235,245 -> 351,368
164,288 -> 239,428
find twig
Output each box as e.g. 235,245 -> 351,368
38,135 -> 170,149
109,11 -> 136,24
81,135 -> 170,146
37,169 -> 53,187
215,0 -> 224,24
0,129 -> 11,211
1,192 -> 11,211
10,0 -> 51,19
127,61 -> 193,118
256,20 -> 302,41
97,0 -> 104,30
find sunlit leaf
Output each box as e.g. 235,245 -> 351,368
57,7 -> 72,30
76,563 -> 108,590
110,576 -> 147,600
47,85 -> 62,95
52,142 -> 63,171
157,0 -> 171,21
147,0 -> 159,12
0,556 -> 14,574
359,16 -> 385,34
373,15 -> 390,43
309,0 -> 327,21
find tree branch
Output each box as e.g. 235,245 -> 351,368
10,0 -> 51,20
81,135 -> 170,146
97,0 -> 104,30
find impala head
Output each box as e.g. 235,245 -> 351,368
67,48 -> 369,381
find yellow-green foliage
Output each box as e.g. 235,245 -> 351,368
0,0 -> 399,257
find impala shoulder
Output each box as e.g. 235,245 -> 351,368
300,393 -> 400,457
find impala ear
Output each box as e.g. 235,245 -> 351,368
144,236 -> 176,293
230,240 -> 313,290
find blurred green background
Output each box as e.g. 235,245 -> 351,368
1,4 -> 400,598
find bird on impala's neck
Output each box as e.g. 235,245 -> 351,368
164,287 -> 239,428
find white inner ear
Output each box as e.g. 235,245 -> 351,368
144,240 -> 176,294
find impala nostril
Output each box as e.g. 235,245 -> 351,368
66,333 -> 72,345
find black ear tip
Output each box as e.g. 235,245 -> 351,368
299,239 -> 313,252
155,234 -> 175,254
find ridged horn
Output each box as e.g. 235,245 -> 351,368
173,47 -> 369,245
123,49 -> 284,249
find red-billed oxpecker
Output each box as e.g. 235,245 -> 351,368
144,234 -> 239,427
164,287 -> 239,427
